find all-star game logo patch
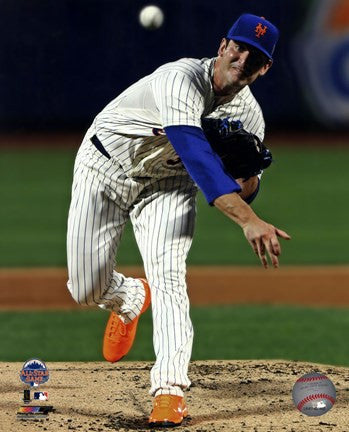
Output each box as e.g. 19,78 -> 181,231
19,359 -> 50,387
17,359 -> 54,420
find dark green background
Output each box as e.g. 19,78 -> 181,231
1,146 -> 349,267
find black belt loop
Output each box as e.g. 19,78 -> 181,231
90,134 -> 111,160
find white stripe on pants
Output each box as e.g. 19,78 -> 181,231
66,136 -> 197,395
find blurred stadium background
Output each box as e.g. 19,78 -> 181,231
1,0 -> 349,365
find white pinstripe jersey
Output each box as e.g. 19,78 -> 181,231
90,57 -> 265,178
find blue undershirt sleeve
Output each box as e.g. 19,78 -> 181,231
164,125 -> 241,205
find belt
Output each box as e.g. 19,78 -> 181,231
90,135 -> 111,160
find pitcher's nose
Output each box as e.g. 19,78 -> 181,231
237,50 -> 250,65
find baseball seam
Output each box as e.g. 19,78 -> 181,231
297,393 -> 335,411
297,375 -> 328,382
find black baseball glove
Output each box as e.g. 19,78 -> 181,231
201,117 -> 273,180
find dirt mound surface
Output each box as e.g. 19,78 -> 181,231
1,360 -> 348,431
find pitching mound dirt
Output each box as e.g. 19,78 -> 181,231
1,360 -> 348,431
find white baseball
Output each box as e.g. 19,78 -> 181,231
139,5 -> 164,30
292,372 -> 336,416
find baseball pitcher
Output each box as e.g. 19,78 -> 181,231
66,13 -> 290,427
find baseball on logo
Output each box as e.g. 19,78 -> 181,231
292,372 -> 336,416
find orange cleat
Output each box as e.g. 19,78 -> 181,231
102,278 -> 151,363
148,395 -> 188,427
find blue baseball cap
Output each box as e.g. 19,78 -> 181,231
226,14 -> 279,60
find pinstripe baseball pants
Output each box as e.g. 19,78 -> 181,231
67,135 -> 197,396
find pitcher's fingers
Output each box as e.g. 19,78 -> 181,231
270,252 -> 279,268
256,241 -> 268,269
275,228 -> 291,240
250,240 -> 259,257
265,239 -> 280,268
270,237 -> 281,256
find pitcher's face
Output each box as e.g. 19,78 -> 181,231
213,39 -> 272,95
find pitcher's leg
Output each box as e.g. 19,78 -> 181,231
131,175 -> 197,396
66,161 -> 146,321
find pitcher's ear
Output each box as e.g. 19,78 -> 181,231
259,59 -> 273,76
218,38 -> 229,56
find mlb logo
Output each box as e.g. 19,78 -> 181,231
34,391 -> 48,401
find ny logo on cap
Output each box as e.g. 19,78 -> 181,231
255,23 -> 268,38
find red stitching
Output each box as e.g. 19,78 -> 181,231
297,375 -> 328,382
297,393 -> 335,411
